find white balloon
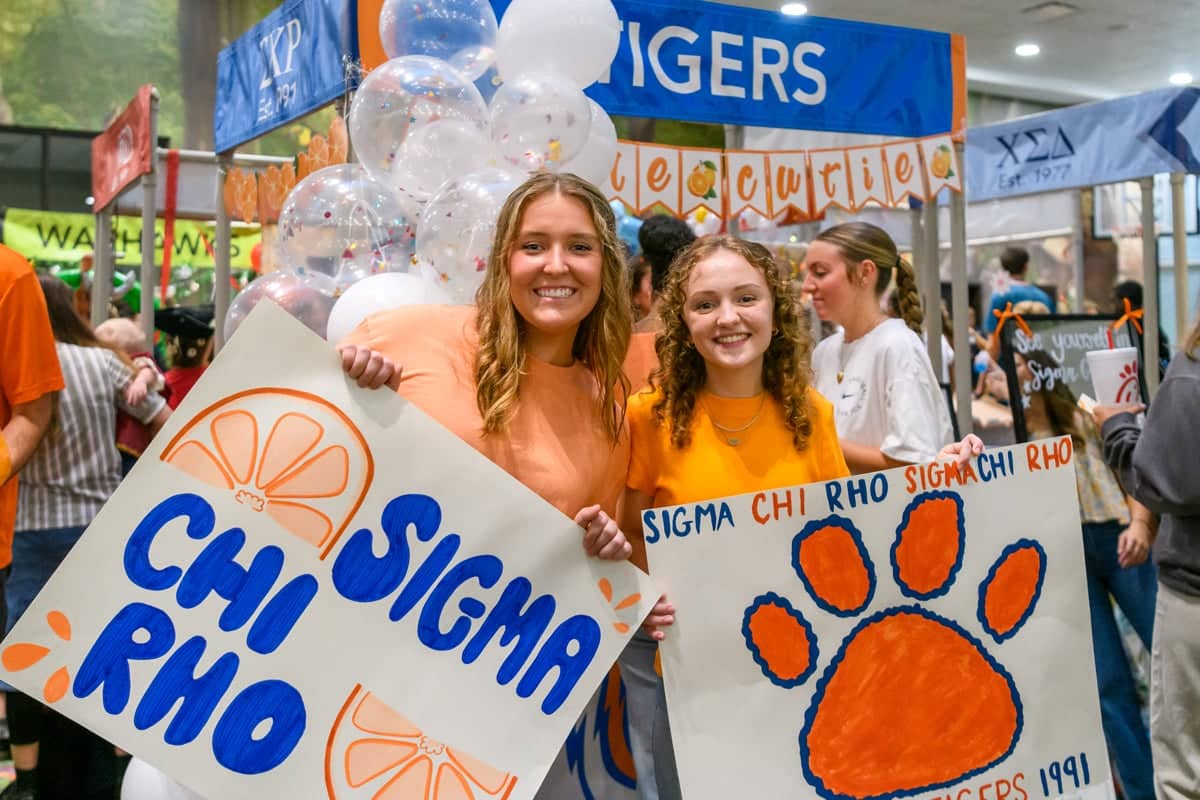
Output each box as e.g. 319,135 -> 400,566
489,73 -> 591,170
326,272 -> 453,343
556,99 -> 618,187
416,167 -> 525,304
121,758 -> 205,800
495,0 -> 620,88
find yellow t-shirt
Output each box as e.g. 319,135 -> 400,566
627,386 -> 850,509
343,305 -> 631,533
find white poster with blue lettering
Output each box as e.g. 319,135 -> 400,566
644,444 -> 1113,800
0,302 -> 658,800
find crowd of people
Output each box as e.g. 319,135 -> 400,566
0,170 -> 1197,800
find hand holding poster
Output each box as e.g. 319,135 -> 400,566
644,444 -> 1112,800
0,302 -> 658,799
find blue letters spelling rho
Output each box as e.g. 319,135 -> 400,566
76,492 -> 318,776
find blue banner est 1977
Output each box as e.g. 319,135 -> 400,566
214,0 -> 353,153
491,0 -> 966,138
965,87 -> 1200,202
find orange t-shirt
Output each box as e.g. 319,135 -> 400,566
343,304 -> 631,543
0,247 -> 65,567
622,331 -> 659,395
627,386 -> 849,510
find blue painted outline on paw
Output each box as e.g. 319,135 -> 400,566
742,592 -> 818,689
792,514 -> 877,617
977,538 -> 1047,644
890,491 -> 966,600
798,605 -> 1025,800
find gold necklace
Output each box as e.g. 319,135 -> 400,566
701,393 -> 767,447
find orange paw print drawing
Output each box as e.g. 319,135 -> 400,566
742,492 -> 1046,800
2,610 -> 73,703
160,389 -> 374,559
325,685 -> 517,800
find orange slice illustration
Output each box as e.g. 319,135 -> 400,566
326,685 -> 518,800
160,388 -> 374,559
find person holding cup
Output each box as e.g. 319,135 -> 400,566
1095,313 -> 1200,800
1016,347 -> 1157,799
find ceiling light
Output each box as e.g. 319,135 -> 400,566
1170,72 -> 1194,86
1021,1 -> 1079,22
780,3 -> 808,16
1014,43 -> 1041,57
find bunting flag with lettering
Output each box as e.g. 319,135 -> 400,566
767,152 -> 812,221
808,149 -> 854,216
883,139 -> 928,206
0,303 -> 658,800
725,151 -> 772,220
846,145 -> 890,212
600,136 -> 958,222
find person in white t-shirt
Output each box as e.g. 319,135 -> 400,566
804,222 -> 953,472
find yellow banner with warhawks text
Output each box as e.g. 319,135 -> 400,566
2,208 -> 260,268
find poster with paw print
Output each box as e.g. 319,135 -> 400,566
645,441 -> 1113,800
0,302 -> 658,800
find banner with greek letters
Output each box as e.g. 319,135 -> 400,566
214,0 -> 351,152
643,445 -> 1113,800
0,302 -> 657,800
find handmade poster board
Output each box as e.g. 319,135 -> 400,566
998,314 -> 1144,442
644,443 -> 1112,800
0,302 -> 657,800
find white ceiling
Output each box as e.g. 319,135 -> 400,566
715,0 -> 1200,104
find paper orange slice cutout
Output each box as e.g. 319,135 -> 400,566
326,685 -> 518,800
160,388 -> 374,559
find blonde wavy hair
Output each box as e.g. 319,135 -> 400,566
650,235 -> 814,451
814,222 -> 925,335
474,171 -> 631,442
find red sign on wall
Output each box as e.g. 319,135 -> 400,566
91,85 -> 154,211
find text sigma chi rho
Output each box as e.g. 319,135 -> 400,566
72,491 -> 606,776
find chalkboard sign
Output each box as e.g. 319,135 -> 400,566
999,314 -> 1144,442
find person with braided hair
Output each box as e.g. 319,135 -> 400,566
804,221 -> 953,473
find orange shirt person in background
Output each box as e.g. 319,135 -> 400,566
624,215 -> 697,393
0,246 -> 64,600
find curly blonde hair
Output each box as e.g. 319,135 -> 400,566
474,171 -> 631,442
650,235 -> 814,451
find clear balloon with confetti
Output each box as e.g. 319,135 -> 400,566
276,164 -> 417,279
379,0 -> 498,80
348,55 -> 489,187
416,167 -> 526,304
489,72 -> 591,171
